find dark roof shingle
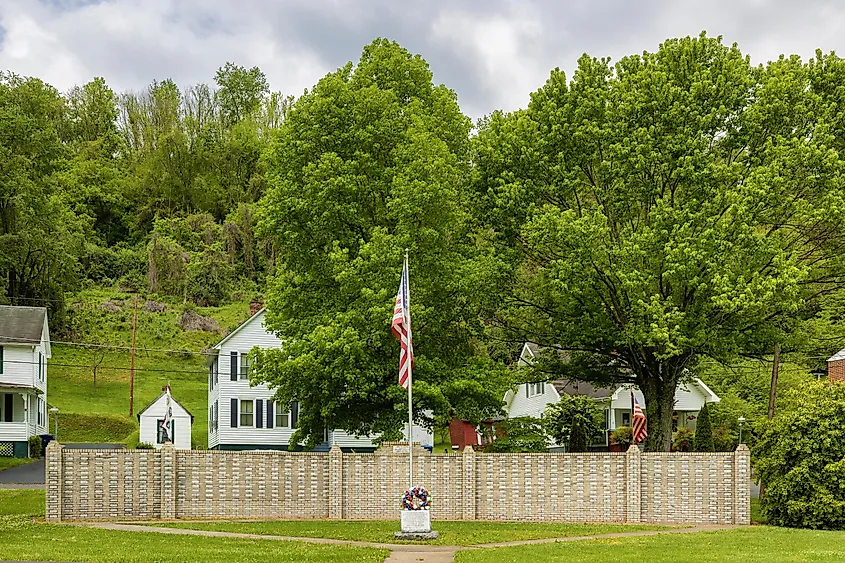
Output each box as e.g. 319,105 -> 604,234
0,306 -> 47,345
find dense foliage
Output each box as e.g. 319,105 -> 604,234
755,382 -> 845,529
472,34 -> 845,450
2,33 -> 844,451
544,395 -> 605,452
693,403 -> 715,452
484,417 -> 548,453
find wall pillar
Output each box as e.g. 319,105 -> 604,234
328,445 -> 343,520
160,443 -> 176,520
462,445 -> 476,521
734,444 -> 750,525
45,441 -> 62,522
625,444 -> 641,523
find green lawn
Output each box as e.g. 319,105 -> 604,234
454,526 -> 845,563
50,287 -> 256,448
156,520 -> 667,546
0,457 -> 34,472
0,490 -> 386,562
0,488 -> 44,516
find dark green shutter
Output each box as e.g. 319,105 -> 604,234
230,398 -> 238,428
256,399 -> 263,429
291,402 -> 299,428
267,400 -> 274,429
230,352 -> 238,381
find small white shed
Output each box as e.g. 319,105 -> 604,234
137,390 -> 193,450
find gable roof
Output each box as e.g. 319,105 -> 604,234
0,305 -> 48,346
212,308 -> 266,351
136,391 -> 194,422
553,380 -> 614,400
829,348 -> 845,362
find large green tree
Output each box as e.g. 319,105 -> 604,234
0,72 -> 84,312
252,39 -> 509,447
473,34 -> 845,450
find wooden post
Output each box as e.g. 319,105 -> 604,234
129,296 -> 138,417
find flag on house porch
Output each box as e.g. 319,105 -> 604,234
632,394 -> 648,445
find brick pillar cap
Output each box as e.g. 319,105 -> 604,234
735,444 -> 750,452
329,444 -> 342,454
626,444 -> 641,454
46,441 -> 62,451
463,445 -> 474,454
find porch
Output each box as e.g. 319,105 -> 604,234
0,385 -> 41,457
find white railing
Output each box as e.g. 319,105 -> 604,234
0,422 -> 28,441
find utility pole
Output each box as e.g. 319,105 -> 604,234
767,343 -> 781,420
129,296 -> 138,417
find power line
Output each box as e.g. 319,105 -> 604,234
0,358 -> 210,375
0,334 -> 218,356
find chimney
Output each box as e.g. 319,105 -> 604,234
829,350 -> 845,382
249,300 -> 264,317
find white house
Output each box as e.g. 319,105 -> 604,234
0,306 -> 50,458
505,343 -> 720,448
208,306 -> 431,452
137,390 -> 193,449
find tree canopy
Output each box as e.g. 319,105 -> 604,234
472,34 -> 845,450
251,39 -> 510,447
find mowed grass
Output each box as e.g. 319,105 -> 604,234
156,520 -> 668,546
0,458 -> 33,472
50,288 -> 254,448
453,526 -> 845,563
0,488 -> 44,516
0,489 -> 386,563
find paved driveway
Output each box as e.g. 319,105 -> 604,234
0,459 -> 44,484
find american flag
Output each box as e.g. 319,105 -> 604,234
160,384 -> 173,442
632,394 -> 648,445
391,257 -> 413,389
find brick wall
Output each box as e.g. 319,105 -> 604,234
45,442 -> 750,525
829,359 -> 845,382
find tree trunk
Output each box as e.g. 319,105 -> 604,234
641,370 -> 678,452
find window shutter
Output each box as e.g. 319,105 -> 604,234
230,398 -> 238,428
291,402 -> 299,429
267,400 -> 274,429
230,352 -> 238,381
0,345 -> 4,374
526,384 -> 529,398
256,399 -> 264,429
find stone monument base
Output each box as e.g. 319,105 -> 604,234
396,510 -> 438,540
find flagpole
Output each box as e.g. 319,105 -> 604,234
405,249 -> 413,490
630,389 -> 635,445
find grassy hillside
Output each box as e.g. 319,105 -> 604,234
48,287 -> 257,447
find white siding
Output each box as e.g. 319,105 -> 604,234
507,382 -> 561,419
0,345 -> 37,389
139,395 -> 192,450
211,310 -> 295,448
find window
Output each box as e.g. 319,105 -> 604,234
213,358 -> 218,386
209,407 -> 213,432
38,353 -> 43,381
156,419 -> 174,444
527,382 -> 544,397
240,355 -> 250,380
214,400 -> 218,430
622,412 -> 631,426
275,403 -> 290,428
240,400 -> 254,427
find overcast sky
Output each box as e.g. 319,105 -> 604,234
1,0 -> 844,119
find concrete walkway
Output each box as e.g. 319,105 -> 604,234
79,521 -> 740,563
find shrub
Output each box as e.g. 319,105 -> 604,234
610,426 -> 633,448
543,394 -> 604,452
484,417 -> 548,453
754,381 -> 845,529
672,427 -> 694,452
694,403 -> 715,452
135,442 -> 155,450
28,436 -> 42,459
